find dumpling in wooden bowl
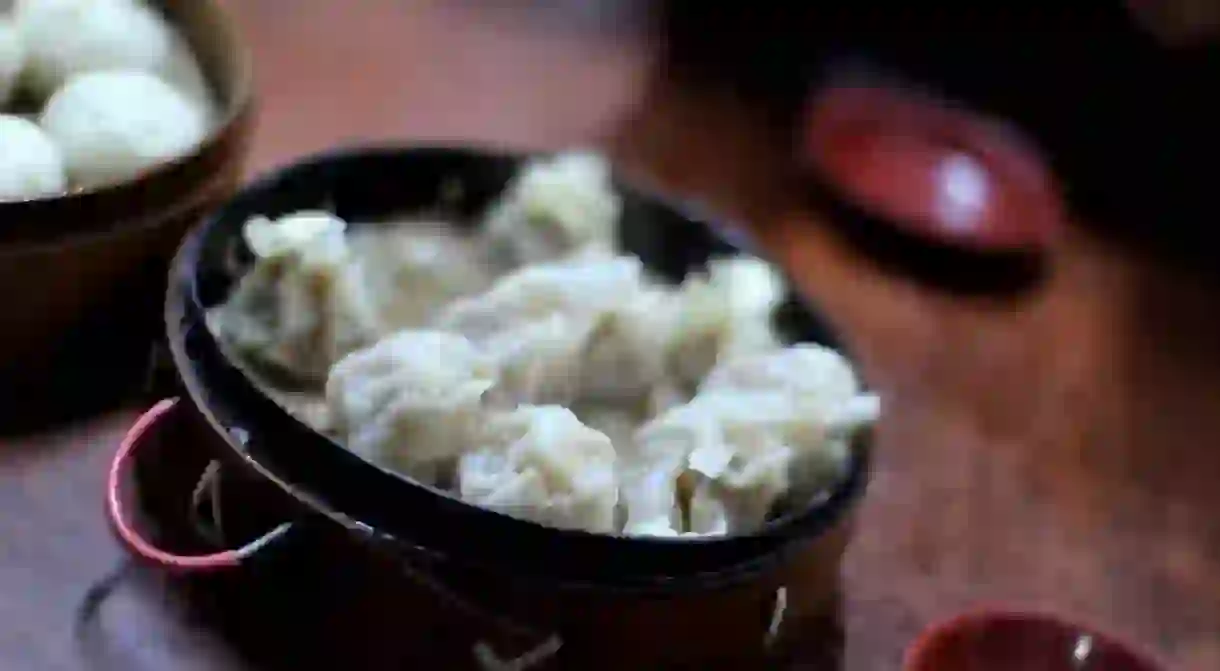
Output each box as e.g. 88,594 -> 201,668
458,404 -> 618,533
325,329 -> 499,486
207,211 -> 382,385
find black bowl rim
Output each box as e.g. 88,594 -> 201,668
167,143 -> 873,590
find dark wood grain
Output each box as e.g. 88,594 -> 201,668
1,1 -> 1218,669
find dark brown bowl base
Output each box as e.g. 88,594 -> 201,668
121,398 -> 850,670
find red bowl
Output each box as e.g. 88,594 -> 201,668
904,611 -> 1165,671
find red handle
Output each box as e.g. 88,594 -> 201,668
107,398 -> 288,573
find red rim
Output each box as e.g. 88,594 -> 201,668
903,609 -> 1168,671
803,82 -> 1065,253
106,398 -> 242,573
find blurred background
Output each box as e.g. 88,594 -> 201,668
1,1 -> 1218,670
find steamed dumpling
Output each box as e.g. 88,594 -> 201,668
623,390 -> 826,536
479,312 -> 592,405
0,20 -> 24,107
667,256 -> 786,387
209,212 -> 383,383
434,252 -> 647,404
458,405 -> 618,533
39,69 -> 209,189
579,283 -> 678,403
14,0 -> 176,97
700,343 -> 860,407
434,250 -> 643,339
0,115 -> 66,200
623,349 -> 876,538
327,330 -> 498,484
483,151 -> 621,267
348,222 -> 493,330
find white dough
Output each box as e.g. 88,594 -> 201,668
434,250 -> 644,340
700,343 -> 860,408
434,251 -> 669,405
39,69 -> 209,189
459,405 -> 618,533
667,256 -> 786,387
348,222 -> 493,331
209,212 -> 383,383
327,330 -> 499,484
0,20 -> 24,107
0,114 -> 66,200
243,210 -> 346,259
14,0 -> 175,97
624,376 -> 864,537
579,284 -> 678,403
483,151 -> 621,267
479,312 -> 593,405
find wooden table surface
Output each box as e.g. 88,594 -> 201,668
2,1 -> 1219,669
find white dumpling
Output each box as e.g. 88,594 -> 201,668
209,212 -> 383,383
14,0 -> 175,97
667,256 -> 786,387
0,20 -> 25,107
39,69 -> 209,189
579,284 -> 679,403
700,343 -> 860,408
480,312 -> 592,405
434,251 -> 678,407
0,115 -> 67,201
348,223 -> 493,331
483,151 -> 621,267
625,386 -> 857,536
434,250 -> 643,339
458,405 -> 618,533
243,209 -> 345,258
327,330 -> 499,484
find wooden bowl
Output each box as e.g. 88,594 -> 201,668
0,0 -> 254,424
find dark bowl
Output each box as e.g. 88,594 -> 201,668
158,144 -> 872,666
169,144 -> 870,589
0,0 -> 254,424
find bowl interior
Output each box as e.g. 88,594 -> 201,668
905,613 -> 1163,671
170,145 -> 869,590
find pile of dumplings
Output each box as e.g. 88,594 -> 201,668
209,152 -> 880,538
0,0 -> 215,201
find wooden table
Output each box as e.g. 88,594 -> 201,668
2,1 -> 1218,669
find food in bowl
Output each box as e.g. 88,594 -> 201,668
13,0 -> 204,99
0,0 -> 216,199
0,113 -> 65,199
208,151 -> 880,538
39,69 -> 210,188
483,150 -> 621,268
206,210 -> 384,384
